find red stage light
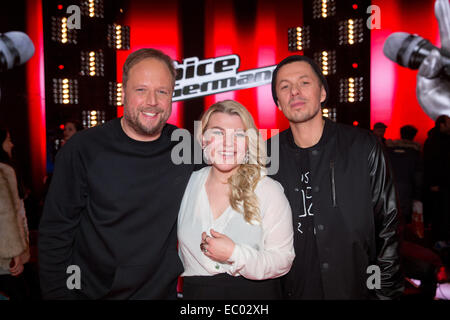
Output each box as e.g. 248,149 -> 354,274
60,124 -> 65,130
27,0 -> 46,194
353,121 -> 359,126
437,266 -> 448,283
57,4 -> 63,10
58,64 -> 64,70
352,4 -> 358,10
352,63 -> 358,69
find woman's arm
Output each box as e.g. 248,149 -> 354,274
202,178 -> 295,280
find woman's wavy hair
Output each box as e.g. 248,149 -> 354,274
198,100 -> 267,224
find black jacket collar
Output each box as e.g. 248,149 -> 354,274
284,117 -> 336,151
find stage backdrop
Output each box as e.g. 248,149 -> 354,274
115,0 -> 439,142
25,0 -> 441,193
115,0 -> 302,136
371,0 -> 438,143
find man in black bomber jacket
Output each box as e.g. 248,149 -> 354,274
268,55 -> 404,299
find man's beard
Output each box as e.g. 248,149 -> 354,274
123,105 -> 169,137
285,103 -> 321,124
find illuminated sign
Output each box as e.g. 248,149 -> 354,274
173,54 -> 276,101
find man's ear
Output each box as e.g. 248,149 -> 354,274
276,100 -> 282,111
320,86 -> 326,103
121,86 -> 126,106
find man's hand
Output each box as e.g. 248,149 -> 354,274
416,0 -> 450,120
200,229 -> 235,263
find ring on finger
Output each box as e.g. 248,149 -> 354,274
200,243 -> 208,253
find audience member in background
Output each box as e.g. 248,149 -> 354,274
423,115 -> 450,248
61,120 -> 83,147
385,125 -> 442,299
386,125 -> 421,151
42,119 -> 84,218
372,122 -> 387,146
0,128 -> 30,300
386,125 -> 422,224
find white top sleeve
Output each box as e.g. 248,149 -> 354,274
227,177 -> 295,280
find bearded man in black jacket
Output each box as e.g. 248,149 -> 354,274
39,49 -> 194,299
268,55 -> 403,300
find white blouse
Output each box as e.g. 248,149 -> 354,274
178,166 -> 295,280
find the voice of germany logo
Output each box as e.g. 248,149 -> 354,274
173,55 -> 276,102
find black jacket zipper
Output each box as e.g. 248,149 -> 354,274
330,160 -> 337,207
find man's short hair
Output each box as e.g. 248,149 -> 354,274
435,115 -> 449,128
400,125 -> 418,140
271,55 -> 329,107
373,122 -> 387,130
122,48 -> 176,88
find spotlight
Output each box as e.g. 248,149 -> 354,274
51,16 -> 77,44
109,82 -> 123,106
314,50 -> 336,75
82,110 -> 106,128
322,107 -> 337,121
313,0 -> 336,19
107,24 -> 130,50
339,18 -> 364,46
81,0 -> 104,19
339,77 -> 364,103
53,78 -> 79,105
81,50 -> 104,77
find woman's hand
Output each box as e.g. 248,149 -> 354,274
9,256 -> 24,277
200,229 -> 235,263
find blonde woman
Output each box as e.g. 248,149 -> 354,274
178,100 -> 294,300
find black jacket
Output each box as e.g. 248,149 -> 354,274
424,129 -> 450,189
385,141 -> 423,222
269,118 -> 403,299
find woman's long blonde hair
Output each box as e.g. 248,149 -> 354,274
198,100 -> 267,224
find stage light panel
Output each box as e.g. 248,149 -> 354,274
82,110 -> 106,128
52,78 -> 79,105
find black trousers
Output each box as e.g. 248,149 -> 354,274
425,188 -> 450,242
182,273 -> 282,300
0,274 -> 29,300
